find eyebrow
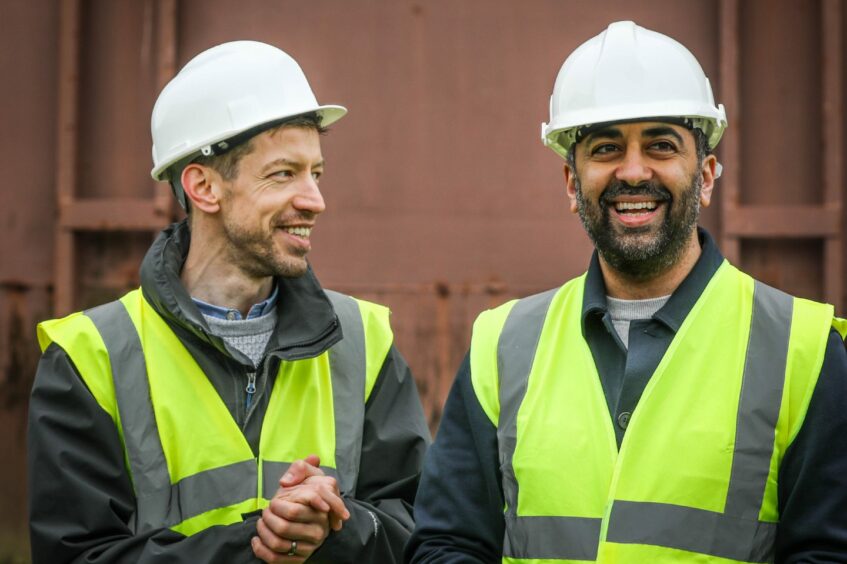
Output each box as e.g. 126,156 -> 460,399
584,125 -> 685,146
259,158 -> 325,175
642,126 -> 684,144
583,127 -> 623,144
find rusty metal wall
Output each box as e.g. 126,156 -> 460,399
1,1 -> 843,561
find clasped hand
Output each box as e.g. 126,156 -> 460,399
252,454 -> 350,562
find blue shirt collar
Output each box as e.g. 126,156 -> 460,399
192,283 -> 279,320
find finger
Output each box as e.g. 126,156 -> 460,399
269,498 -> 330,525
280,457 -> 325,487
311,479 -> 350,522
294,475 -> 349,520
251,535 -> 307,563
256,516 -> 293,553
261,508 -> 329,545
329,514 -> 343,532
274,484 -> 332,513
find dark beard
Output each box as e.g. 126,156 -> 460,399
574,173 -> 702,281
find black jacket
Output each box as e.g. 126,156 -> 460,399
28,221 -> 431,563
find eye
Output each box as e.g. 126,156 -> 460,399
269,170 -> 294,180
649,140 -> 677,153
311,171 -> 322,182
590,143 -> 620,156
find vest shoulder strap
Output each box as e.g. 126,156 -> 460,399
323,290 -> 393,495
37,306 -> 123,431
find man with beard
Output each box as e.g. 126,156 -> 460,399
407,21 -> 847,563
28,41 -> 430,564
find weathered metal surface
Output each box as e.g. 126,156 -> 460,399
822,0 -> 843,311
718,0 -> 741,264
723,204 -> 841,238
3,1 -> 847,561
720,0 -> 843,308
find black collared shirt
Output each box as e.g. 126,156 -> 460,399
582,227 -> 725,447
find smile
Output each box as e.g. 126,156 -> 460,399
614,201 -> 658,212
282,226 -> 312,238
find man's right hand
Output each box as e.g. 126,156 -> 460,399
251,455 -> 351,563
278,455 -> 350,530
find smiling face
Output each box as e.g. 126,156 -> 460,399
565,122 -> 715,281
215,125 -> 326,279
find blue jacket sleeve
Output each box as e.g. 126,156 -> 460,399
776,329 -> 847,562
405,354 -> 505,563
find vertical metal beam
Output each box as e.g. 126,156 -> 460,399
154,0 -> 178,218
821,0 -> 843,312
53,0 -> 80,316
719,0 -> 741,264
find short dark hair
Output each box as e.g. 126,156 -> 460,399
190,112 -> 327,181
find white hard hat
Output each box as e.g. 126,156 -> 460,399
150,40 -> 347,183
541,21 -> 727,160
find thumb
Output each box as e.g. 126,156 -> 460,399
280,455 -> 324,487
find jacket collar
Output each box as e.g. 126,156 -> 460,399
139,220 -> 342,365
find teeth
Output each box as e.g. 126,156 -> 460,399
615,201 -> 657,211
283,226 -> 311,237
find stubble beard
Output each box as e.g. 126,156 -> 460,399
222,214 -> 310,280
574,172 -> 702,281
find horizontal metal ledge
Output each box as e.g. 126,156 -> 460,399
722,204 -> 841,238
59,198 -> 171,231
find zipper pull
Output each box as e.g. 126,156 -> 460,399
245,372 -> 257,410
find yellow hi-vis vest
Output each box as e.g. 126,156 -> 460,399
37,288 -> 393,537
471,261 -> 847,563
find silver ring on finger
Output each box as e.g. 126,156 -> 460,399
287,539 -> 298,557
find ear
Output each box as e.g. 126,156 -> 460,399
563,162 -> 579,214
699,154 -> 717,208
181,163 -> 222,214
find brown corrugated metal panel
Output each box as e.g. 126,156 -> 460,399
1,0 -> 59,560
721,0 -> 843,307
2,1 -> 845,561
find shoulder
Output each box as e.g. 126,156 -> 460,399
324,289 -> 392,340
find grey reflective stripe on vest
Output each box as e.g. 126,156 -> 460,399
497,288 -> 600,561
324,290 -> 367,497
262,462 -> 340,499
497,280 -> 792,562
86,293 -> 369,532
86,302 -> 258,532
85,301 -> 174,533
606,281 -> 790,562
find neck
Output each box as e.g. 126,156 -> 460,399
181,225 -> 273,318
600,230 -> 701,300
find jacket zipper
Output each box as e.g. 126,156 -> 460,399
245,371 -> 257,410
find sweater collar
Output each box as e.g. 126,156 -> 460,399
139,220 -> 342,364
582,227 -> 725,335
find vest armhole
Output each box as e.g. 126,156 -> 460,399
37,313 -> 121,427
784,298 -> 834,449
832,316 -> 847,341
470,301 -> 518,427
348,298 -> 393,403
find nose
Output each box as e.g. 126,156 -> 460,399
293,175 -> 326,215
615,146 -> 653,186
